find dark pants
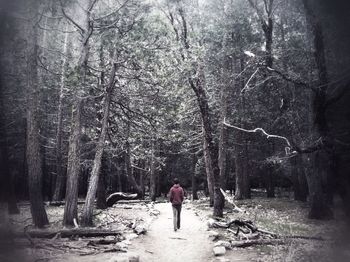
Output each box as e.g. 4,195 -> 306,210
172,204 -> 182,230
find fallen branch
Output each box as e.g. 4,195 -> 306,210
169,237 -> 187,240
116,199 -> 151,204
79,247 -> 126,256
87,239 -> 119,246
13,228 -> 122,239
220,219 -> 327,243
230,239 -> 285,248
48,200 -> 85,206
220,189 -> 245,213
227,220 -> 257,232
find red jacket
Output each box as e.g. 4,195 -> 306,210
169,184 -> 184,205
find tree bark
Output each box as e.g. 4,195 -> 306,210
0,129 -> 18,215
291,155 -> 308,202
265,165 -> 275,198
81,63 -> 116,226
203,127 -> 214,206
302,0 -> 333,219
96,170 -> 107,209
63,1 -> 94,227
234,133 -> 251,199
191,65 -> 224,217
235,59 -> 250,200
0,72 -> 19,214
125,120 -> 143,197
191,155 -> 198,200
53,25 -> 69,202
149,138 -> 157,202
218,57 -> 230,190
63,97 -> 83,226
26,0 -> 49,228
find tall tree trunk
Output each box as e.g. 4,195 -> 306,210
125,118 -> 143,197
26,0 -> 49,228
203,127 -> 214,206
191,155 -> 198,200
302,0 -> 333,219
53,25 -> 69,202
291,155 -> 308,202
81,63 -> 116,227
190,65 -> 224,217
235,59 -> 251,200
218,57 -> 230,190
63,1 -> 94,226
95,41 -> 108,210
63,97 -> 83,226
173,5 -> 224,216
234,130 -> 251,200
139,160 -> 145,198
149,138 -> 157,202
265,165 -> 275,198
96,170 -> 107,210
0,75 -> 19,214
265,143 -> 276,198
117,165 -> 123,192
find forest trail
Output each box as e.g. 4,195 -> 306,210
128,202 -> 214,262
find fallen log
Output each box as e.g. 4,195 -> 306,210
116,199 -> 150,204
227,220 -> 257,232
12,228 -> 122,239
87,239 -> 119,246
48,201 -> 85,206
106,192 -> 139,207
230,239 -> 286,248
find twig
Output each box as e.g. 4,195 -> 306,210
266,67 -> 311,90
169,237 -> 187,240
241,68 -> 259,93
59,0 -> 85,34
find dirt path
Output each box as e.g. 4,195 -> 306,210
129,202 -> 214,262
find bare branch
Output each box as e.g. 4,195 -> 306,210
59,0 -> 85,34
88,0 -> 99,12
266,67 -> 313,90
94,0 -> 130,21
241,68 -> 259,93
223,118 -> 292,148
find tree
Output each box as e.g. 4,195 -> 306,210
63,0 -> 96,227
81,62 -> 116,226
53,24 -> 70,202
25,0 -> 49,228
301,0 -> 336,219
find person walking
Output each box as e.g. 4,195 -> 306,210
169,178 -> 184,231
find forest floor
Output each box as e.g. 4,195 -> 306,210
1,193 -> 350,262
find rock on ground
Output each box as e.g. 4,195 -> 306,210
213,246 -> 226,256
